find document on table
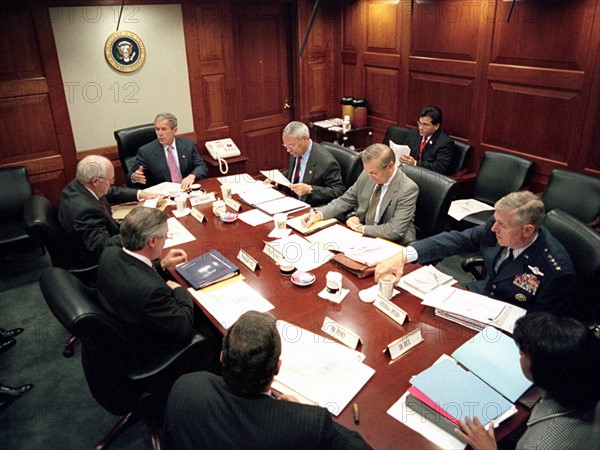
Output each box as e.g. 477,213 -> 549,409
272,320 -> 374,416
260,169 -> 291,187
306,224 -> 362,251
399,265 -> 457,296
448,199 -> 495,221
264,234 -> 334,271
188,279 -> 274,329
237,209 -> 273,227
164,217 -> 196,248
255,196 -> 310,216
143,181 -> 183,196
238,186 -> 285,206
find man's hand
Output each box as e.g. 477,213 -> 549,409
399,154 -> 417,166
132,166 -> 147,185
374,249 -> 407,283
346,215 -> 363,233
277,393 -> 299,403
300,210 -> 322,228
454,417 -> 497,450
161,248 -> 188,269
289,183 -> 311,197
139,191 -> 160,200
166,280 -> 182,290
180,174 -> 196,191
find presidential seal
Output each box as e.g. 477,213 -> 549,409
105,30 -> 145,73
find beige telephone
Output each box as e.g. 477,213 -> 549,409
205,138 -> 241,174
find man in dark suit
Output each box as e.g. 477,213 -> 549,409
302,143 -> 419,244
59,155 -> 156,268
401,105 -> 455,175
162,311 -> 371,450
375,191 -> 576,314
279,121 -> 345,206
96,206 -> 219,369
128,113 -> 208,190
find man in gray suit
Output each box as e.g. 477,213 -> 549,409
302,143 -> 419,244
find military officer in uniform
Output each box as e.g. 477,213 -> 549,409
374,191 -> 575,314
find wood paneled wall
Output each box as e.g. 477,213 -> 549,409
340,0 -> 600,187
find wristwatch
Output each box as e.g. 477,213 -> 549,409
308,185 -> 313,195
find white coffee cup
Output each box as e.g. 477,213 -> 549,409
212,200 -> 226,216
273,213 -> 287,231
175,195 -> 187,212
326,271 -> 343,294
377,273 -> 396,300
220,183 -> 232,199
279,260 -> 295,276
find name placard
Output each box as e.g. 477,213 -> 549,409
190,192 -> 216,206
374,296 -> 408,325
190,208 -> 206,223
225,197 -> 242,211
384,328 -> 423,361
321,316 -> 361,349
237,249 -> 260,272
262,242 -> 283,264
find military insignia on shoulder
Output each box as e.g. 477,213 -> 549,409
105,31 -> 145,73
544,248 -> 562,272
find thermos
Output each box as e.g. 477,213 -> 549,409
341,97 -> 354,122
352,98 -> 367,129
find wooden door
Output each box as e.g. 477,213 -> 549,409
230,2 -> 295,174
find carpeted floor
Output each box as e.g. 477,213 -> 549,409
0,250 -> 149,450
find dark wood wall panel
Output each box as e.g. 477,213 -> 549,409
243,126 -> 287,174
364,67 -> 399,122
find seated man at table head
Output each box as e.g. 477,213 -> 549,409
162,311 -> 371,450
456,312 -> 600,450
59,154 -> 157,269
374,191 -> 575,313
400,105 -> 455,175
97,206 -> 219,369
278,121 -> 345,206
128,112 -> 208,191
302,143 -> 419,244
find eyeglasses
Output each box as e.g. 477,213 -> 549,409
96,176 -> 115,183
416,121 -> 434,128
282,143 -> 297,149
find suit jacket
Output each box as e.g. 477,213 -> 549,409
96,247 -> 195,367
128,136 -> 208,188
162,372 -> 371,450
281,141 -> 345,206
316,169 -> 419,244
58,179 -> 138,268
412,217 -> 576,313
405,128 -> 455,175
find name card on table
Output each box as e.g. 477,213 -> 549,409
190,192 -> 216,207
321,316 -> 362,349
225,197 -> 242,211
190,208 -> 206,223
237,249 -> 260,272
374,296 -> 408,325
383,328 -> 423,361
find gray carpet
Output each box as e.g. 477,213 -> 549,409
0,250 -> 149,450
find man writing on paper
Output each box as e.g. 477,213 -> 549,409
374,191 -> 575,313
276,121 -> 345,206
59,155 -> 158,269
301,143 -> 419,244
162,311 -> 371,450
400,106 -> 455,175
128,113 -> 208,190
97,207 -> 220,369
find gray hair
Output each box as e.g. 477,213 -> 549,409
154,113 -> 178,129
495,191 -> 545,230
361,143 -> 395,169
282,121 -> 309,139
120,207 -> 169,251
76,155 -> 110,183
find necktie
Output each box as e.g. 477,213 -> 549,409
365,184 -> 382,226
418,137 -> 427,161
99,198 -> 111,215
495,247 -> 514,274
167,145 -> 182,183
293,156 -> 302,184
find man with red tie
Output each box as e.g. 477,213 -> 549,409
400,106 -> 455,175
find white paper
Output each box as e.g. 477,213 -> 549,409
448,199 -> 495,221
266,234 -> 334,272
399,265 -> 456,295
306,224 -> 362,252
257,196 -> 310,216
238,186 -> 285,205
171,208 -> 191,218
164,217 -> 196,248
343,237 -> 402,266
389,140 -> 411,166
143,197 -> 159,208
188,280 -> 274,330
317,287 -> 350,304
238,209 -> 273,227
260,169 -> 291,187
267,228 -> 292,239
143,181 -> 183,196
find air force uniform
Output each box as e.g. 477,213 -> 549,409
412,217 -> 576,313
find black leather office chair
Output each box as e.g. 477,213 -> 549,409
447,139 -> 473,177
0,166 -> 33,255
320,141 -> 363,189
400,165 -> 459,240
382,125 -> 411,147
113,123 -> 156,185
457,151 -> 534,228
541,169 -> 600,226
39,267 -> 209,450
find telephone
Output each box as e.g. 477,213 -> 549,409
205,138 -> 241,174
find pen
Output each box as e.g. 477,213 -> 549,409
308,208 -> 315,223
353,402 -> 360,424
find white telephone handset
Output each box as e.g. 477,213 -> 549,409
205,138 -> 241,175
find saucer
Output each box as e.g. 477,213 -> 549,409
291,271 -> 316,287
220,212 -> 238,223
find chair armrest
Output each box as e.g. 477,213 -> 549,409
461,256 -> 486,281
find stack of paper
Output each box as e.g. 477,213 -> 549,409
263,234 -> 334,272
399,265 -> 456,295
164,217 -> 196,248
448,199 -> 494,221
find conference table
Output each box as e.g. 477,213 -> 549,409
163,177 -> 529,449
